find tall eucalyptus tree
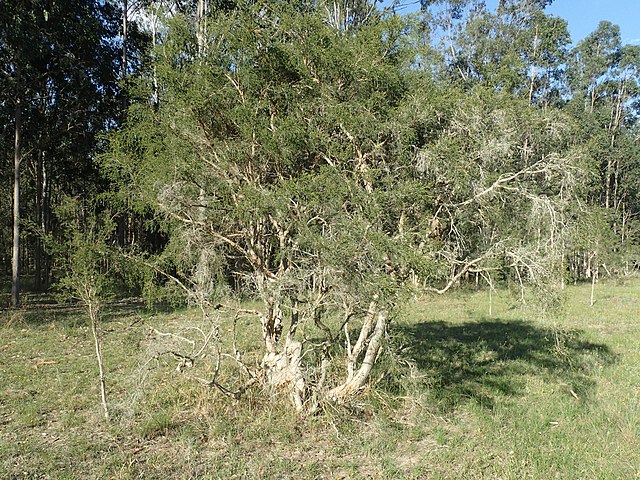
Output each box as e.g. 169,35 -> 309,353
0,0 -> 139,303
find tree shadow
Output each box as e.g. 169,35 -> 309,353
391,318 -> 617,410
0,296 -> 81,325
0,294 -> 167,326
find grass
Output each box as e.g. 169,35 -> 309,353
1,279 -> 639,479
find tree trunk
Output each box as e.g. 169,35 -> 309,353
11,63 -> 22,308
262,337 -> 305,412
34,149 -> 44,291
89,298 -> 109,419
151,5 -> 159,105
42,160 -> 51,289
328,309 -> 387,400
257,293 -> 305,411
542,69 -> 550,111
605,157 -> 613,210
528,26 -> 539,105
122,0 -> 128,81
196,0 -> 208,55
590,263 -> 597,307
611,81 -> 625,215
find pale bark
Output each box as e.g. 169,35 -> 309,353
347,297 -> 379,379
34,148 -> 45,291
262,338 -> 305,411
122,0 -> 128,80
11,63 -> 22,308
528,26 -> 539,105
590,266 -> 597,307
89,297 -> 109,419
589,251 -> 598,306
426,251 -> 494,295
196,0 -> 208,55
151,5 -> 159,105
328,310 -> 387,400
258,292 -> 304,410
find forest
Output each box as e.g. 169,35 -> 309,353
4,0 -> 639,397
1,0 -> 640,477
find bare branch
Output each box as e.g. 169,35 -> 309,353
450,159 -> 552,208
426,250 -> 496,295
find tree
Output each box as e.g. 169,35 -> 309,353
319,0 -> 377,32
565,24 -> 640,276
104,1 -> 586,412
106,1 -> 419,410
0,0 -> 146,303
422,0 -> 569,103
56,199 -> 135,420
569,21 -> 621,114
11,65 -> 22,308
0,0 -> 34,306
59,231 -> 113,420
408,82 -> 584,304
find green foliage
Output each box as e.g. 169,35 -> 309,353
2,0 -> 640,417
0,0 -> 148,294
98,1 -> 640,407
54,197 -> 143,307
105,3 -> 422,304
569,21 -> 621,97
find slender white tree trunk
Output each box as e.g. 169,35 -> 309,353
528,26 -> 539,105
11,63 -> 22,308
196,0 -> 208,55
590,263 -> 597,307
122,0 -> 128,80
88,297 -> 109,419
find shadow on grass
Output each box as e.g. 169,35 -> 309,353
0,293 -> 169,326
390,318 -> 617,410
0,296 -> 82,326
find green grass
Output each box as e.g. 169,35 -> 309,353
1,279 -> 639,479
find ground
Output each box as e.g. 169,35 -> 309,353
1,280 -> 639,479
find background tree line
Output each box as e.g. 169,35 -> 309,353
2,0 -> 639,408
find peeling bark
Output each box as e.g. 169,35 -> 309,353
328,310 -> 387,400
262,338 -> 305,411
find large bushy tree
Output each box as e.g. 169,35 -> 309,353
105,0 -> 585,410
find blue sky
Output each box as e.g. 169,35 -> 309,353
385,1 -> 640,46
544,0 -> 640,45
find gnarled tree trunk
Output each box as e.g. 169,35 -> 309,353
328,308 -> 387,400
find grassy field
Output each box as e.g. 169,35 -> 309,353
1,279 -> 639,479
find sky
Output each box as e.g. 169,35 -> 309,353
544,0 -> 640,45
385,0 -> 640,46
